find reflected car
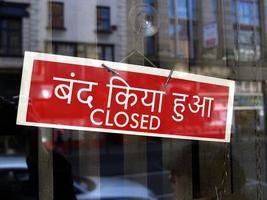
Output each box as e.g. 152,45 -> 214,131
243,178 -> 267,195
0,155 -> 29,183
235,178 -> 267,200
0,155 -> 31,199
0,156 -> 157,200
74,176 -> 158,200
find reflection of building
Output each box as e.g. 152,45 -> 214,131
141,0 -> 267,199
39,0 -> 127,61
146,0 -> 263,77
0,0 -> 127,96
96,0 -> 128,61
234,81 -> 264,137
0,0 -> 267,199
40,0 -> 97,58
0,0 -> 38,97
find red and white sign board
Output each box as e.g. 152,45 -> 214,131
17,52 -> 235,142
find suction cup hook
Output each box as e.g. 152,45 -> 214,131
129,3 -> 160,38
115,3 -> 160,66
101,4 -> 163,83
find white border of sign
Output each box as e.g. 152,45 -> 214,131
17,51 -> 235,143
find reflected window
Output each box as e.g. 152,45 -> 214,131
0,18 -> 22,56
144,0 -> 157,56
145,36 -> 156,56
234,0 -> 261,61
97,44 -> 114,61
211,0 -> 217,19
168,0 -> 196,19
239,30 -> 260,46
237,25 -> 260,62
168,23 -> 175,37
238,29 -> 261,61
48,2 -> 64,29
176,0 -> 196,19
168,0 -> 175,17
52,42 -> 77,56
176,0 -> 188,19
168,0 -> 196,58
97,6 -> 111,32
145,0 -> 155,15
237,0 -> 259,25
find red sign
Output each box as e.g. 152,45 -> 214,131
17,52 -> 235,142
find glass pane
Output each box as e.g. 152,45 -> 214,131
104,46 -> 113,61
239,30 -> 254,45
101,8 -> 110,19
1,1 -> 267,200
102,21 -> 110,31
0,18 -> 21,56
0,31 -> 8,54
50,2 -> 63,28
53,44 -> 76,56
168,22 -> 175,37
97,7 -> 110,31
176,0 -> 188,18
168,0 -> 175,17
8,20 -> 21,30
9,32 -> 21,55
97,46 -> 103,59
237,0 -> 259,25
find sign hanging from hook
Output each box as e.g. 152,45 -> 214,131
17,52 -> 235,142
